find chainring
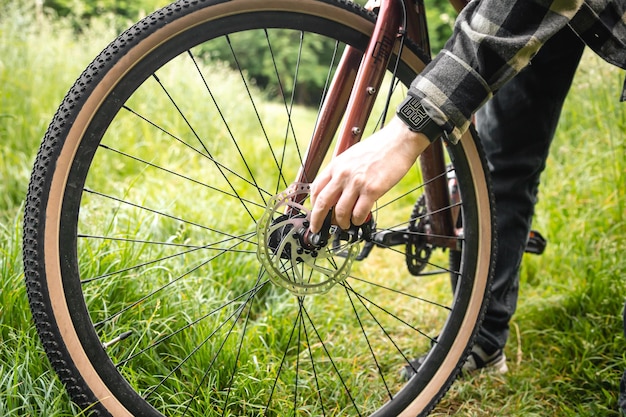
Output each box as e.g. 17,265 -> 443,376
406,194 -> 432,275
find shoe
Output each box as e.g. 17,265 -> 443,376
401,344 -> 508,381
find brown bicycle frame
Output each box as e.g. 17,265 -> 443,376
296,0 -> 468,249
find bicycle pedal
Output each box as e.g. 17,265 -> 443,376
525,230 -> 547,255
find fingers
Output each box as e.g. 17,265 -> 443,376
309,171 -> 336,233
309,196 -> 334,233
310,175 -> 373,232
351,195 -> 374,226
332,184 -> 361,230
309,144 -> 377,232
309,168 -> 330,207
310,170 -> 361,232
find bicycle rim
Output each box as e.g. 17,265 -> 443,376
23,0 -> 494,416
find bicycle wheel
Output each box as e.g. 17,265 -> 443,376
23,0 -> 494,416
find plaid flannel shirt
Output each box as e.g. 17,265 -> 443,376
408,0 -> 626,143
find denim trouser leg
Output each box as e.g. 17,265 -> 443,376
473,27 -> 585,354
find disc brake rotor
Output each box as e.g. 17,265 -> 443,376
257,183 -> 359,296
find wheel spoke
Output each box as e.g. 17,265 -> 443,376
92,235 -> 254,328
80,231 -> 255,284
264,300 -> 303,414
301,307 -> 327,417
115,278 -> 270,367
98,143 -> 267,210
82,188 -> 253,242
301,304 -> 362,417
341,281 -> 437,342
344,286 -> 393,401
26,5 -> 493,416
119,105 -> 272,205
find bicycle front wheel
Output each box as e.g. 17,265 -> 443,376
23,0 -> 494,416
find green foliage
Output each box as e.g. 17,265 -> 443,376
22,0 -> 456,106
0,1 -> 119,219
201,29 -> 341,105
192,0 -> 457,105
425,0 -> 456,53
42,0 -> 168,20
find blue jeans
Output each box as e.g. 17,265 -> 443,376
474,27 -> 584,353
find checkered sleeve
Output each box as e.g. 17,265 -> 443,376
408,0 -> 583,143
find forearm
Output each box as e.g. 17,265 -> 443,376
409,0 -> 583,143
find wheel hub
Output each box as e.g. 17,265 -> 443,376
257,183 -> 359,295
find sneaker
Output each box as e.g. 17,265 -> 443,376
401,344 -> 508,381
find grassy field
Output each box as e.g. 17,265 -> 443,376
1,3 -> 625,417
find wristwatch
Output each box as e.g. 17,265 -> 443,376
396,96 -> 443,142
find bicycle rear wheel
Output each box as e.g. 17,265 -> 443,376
23,0 -> 494,416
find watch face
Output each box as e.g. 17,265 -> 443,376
398,97 -> 430,130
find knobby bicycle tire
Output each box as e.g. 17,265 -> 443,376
23,0 -> 495,416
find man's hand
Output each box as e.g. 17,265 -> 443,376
309,116 -> 431,233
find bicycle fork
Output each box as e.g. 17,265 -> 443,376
295,0 -> 403,182
295,0 -> 458,252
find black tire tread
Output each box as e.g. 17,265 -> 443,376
22,1 -> 483,416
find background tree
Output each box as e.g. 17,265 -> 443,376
16,0 -> 456,105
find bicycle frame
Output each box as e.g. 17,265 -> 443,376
297,0 -> 467,249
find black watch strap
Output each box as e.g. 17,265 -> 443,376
396,96 -> 443,142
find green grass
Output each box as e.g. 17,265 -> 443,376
1,3 -> 625,416
0,3 -> 114,415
